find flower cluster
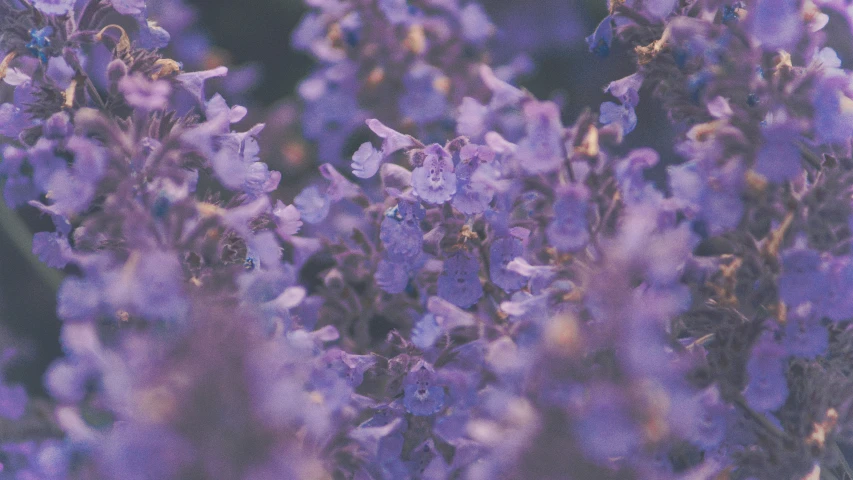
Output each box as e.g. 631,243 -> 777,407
2,0 -> 853,479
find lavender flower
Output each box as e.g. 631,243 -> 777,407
411,143 -> 457,204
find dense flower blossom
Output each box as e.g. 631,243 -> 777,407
3,0 -> 853,478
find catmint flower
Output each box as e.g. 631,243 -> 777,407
112,0 -> 146,15
437,250 -> 483,308
599,101 -> 637,135
457,97 -> 490,138
460,4 -> 495,45
615,148 -> 662,205
0,80 -> 35,138
576,385 -> 640,462
480,64 -> 525,109
351,142 -> 383,179
0,147 -> 37,207
643,0 -> 677,18
43,111 -> 71,140
547,185 -> 590,253
323,349 -> 376,388
411,144 -> 457,204
107,251 -> 189,321
754,123 -> 802,183
32,0 -> 74,15
36,137 -> 107,217
452,144 -> 496,215
366,119 -> 416,158
294,185 -> 331,224
744,332 -> 789,412
778,248 -> 828,307
213,124 -> 281,196
118,74 -> 171,111
45,359 -> 91,404
380,202 -> 424,261
813,77 -> 853,144
403,362 -> 446,416
585,16 -> 613,57
175,66 -> 228,105
319,163 -> 360,201
375,258 -> 411,294
206,93 -> 248,124
273,201 -> 303,237
820,258 -> 853,321
32,232 -> 72,269
57,276 -> 102,322
750,0 -> 802,50
489,237 -> 526,292
516,101 -> 565,174
783,309 -> 828,359
427,296 -> 477,331
604,73 -> 644,107
412,314 -> 442,350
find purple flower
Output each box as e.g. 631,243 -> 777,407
437,250 -> 483,308
599,101 -> 637,134
112,0 -> 146,15
783,310 -> 828,359
615,148 -> 661,205
351,142 -> 382,179
820,258 -> 853,321
480,64 -> 525,110
375,258 -> 411,294
412,314 -> 441,350
750,0 -> 802,50
118,74 -> 171,111
32,232 -> 72,269
403,362 -> 446,416
0,147 -> 38,207
57,277 -> 102,322
489,237 -> 526,292
643,0 -> 677,17
380,202 -> 424,261
457,97 -> 489,138
176,66 -> 229,104
516,101 -> 565,174
32,0 -> 74,15
366,119 -> 416,158
778,248 -> 828,307
813,76 -> 853,145
546,185 -> 589,253
460,4 -> 495,45
452,144 -> 496,215
108,251 -> 189,321
411,144 -> 457,204
45,359 -> 91,404
755,123 -> 802,183
319,163 -> 360,201
212,125 -> 281,196
585,16 -> 613,57
294,185 -> 331,224
744,332 -> 789,412
604,73 -> 644,107
273,201 -> 303,237
575,385 -> 640,462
